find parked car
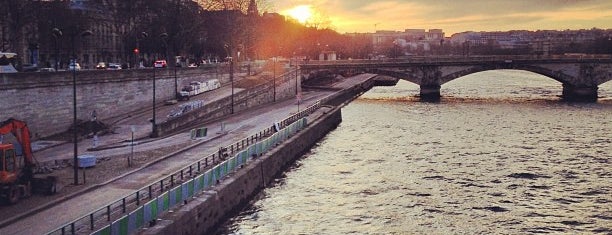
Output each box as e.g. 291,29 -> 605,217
95,62 -> 107,70
39,67 -> 56,72
107,63 -> 121,70
154,60 -> 167,68
69,62 -> 81,71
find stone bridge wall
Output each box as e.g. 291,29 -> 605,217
301,58 -> 612,101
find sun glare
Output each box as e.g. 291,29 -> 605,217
284,5 -> 312,24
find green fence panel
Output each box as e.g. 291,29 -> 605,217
247,145 -> 256,157
235,153 -> 242,166
264,139 -> 270,152
168,187 -> 177,208
187,179 -> 195,197
169,185 -> 182,207
206,169 -> 214,187
111,214 -> 128,235
229,157 -> 236,171
221,160 -> 228,177
180,181 -> 189,200
256,142 -> 263,155
198,128 -> 207,137
91,225 -> 111,235
158,191 -> 170,212
191,127 -> 208,139
241,151 -> 249,164
128,206 -> 144,234
143,197 -> 158,222
194,174 -> 203,193
213,165 -> 221,182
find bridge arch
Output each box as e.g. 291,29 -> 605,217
439,65 -> 573,86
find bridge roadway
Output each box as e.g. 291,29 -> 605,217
0,73 -> 377,234
301,55 -> 612,101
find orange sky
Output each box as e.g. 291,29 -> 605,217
276,0 -> 612,35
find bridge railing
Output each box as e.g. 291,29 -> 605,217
300,54 -> 612,66
47,98 -> 323,235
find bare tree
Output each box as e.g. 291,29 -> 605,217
0,0 -> 36,60
195,0 -> 271,13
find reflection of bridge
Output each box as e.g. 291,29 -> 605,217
300,55 -> 612,101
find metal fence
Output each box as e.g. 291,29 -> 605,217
47,99 -> 323,235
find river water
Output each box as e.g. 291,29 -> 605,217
218,70 -> 611,234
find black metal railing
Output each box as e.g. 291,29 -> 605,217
48,97 -> 323,235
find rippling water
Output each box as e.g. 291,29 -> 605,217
218,70 -> 612,234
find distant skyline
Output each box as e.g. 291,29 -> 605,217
275,0 -> 612,35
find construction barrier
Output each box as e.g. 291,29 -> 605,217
190,127 -> 207,140
85,117 -> 309,235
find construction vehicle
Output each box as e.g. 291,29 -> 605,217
0,118 -> 57,204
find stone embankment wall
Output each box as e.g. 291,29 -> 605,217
156,69 -> 301,136
142,75 -> 377,235
0,66 -> 248,139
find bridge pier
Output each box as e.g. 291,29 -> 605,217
420,85 -> 441,101
562,85 -> 598,102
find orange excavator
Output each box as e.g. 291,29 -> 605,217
0,118 -> 57,204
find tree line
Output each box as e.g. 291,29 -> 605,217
1,0 -> 366,67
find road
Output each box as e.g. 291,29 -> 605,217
0,73 -> 377,234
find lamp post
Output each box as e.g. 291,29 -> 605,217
273,56 -> 276,102
71,29 -> 93,185
51,28 -> 62,71
151,64 -> 157,137
230,56 -> 234,114
224,44 -> 234,114
151,33 -> 168,138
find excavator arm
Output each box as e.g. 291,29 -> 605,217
0,118 -> 35,168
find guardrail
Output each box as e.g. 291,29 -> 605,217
47,98 -> 323,235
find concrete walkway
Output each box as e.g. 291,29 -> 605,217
0,74 -> 377,234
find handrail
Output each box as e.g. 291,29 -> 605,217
47,98 -> 322,235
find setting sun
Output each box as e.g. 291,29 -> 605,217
283,5 -> 313,24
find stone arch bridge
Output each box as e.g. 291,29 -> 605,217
300,56 -> 612,101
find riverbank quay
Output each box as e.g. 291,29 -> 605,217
0,73 -> 381,234
140,74 -> 383,235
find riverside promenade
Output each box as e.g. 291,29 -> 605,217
0,73 -> 379,235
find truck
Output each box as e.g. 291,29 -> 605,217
0,118 -> 58,204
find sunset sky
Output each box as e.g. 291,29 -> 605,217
276,0 -> 612,35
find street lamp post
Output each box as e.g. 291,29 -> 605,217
71,29 -> 93,185
273,56 -> 276,102
230,56 -> 234,114
224,44 -> 234,114
151,63 -> 157,137
151,33 -> 168,138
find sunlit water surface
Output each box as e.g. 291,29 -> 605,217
218,70 -> 611,234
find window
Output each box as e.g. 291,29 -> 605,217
5,149 -> 15,172
0,150 -> 4,171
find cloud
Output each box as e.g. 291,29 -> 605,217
274,0 -> 612,33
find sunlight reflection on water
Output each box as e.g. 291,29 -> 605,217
219,70 -> 612,235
